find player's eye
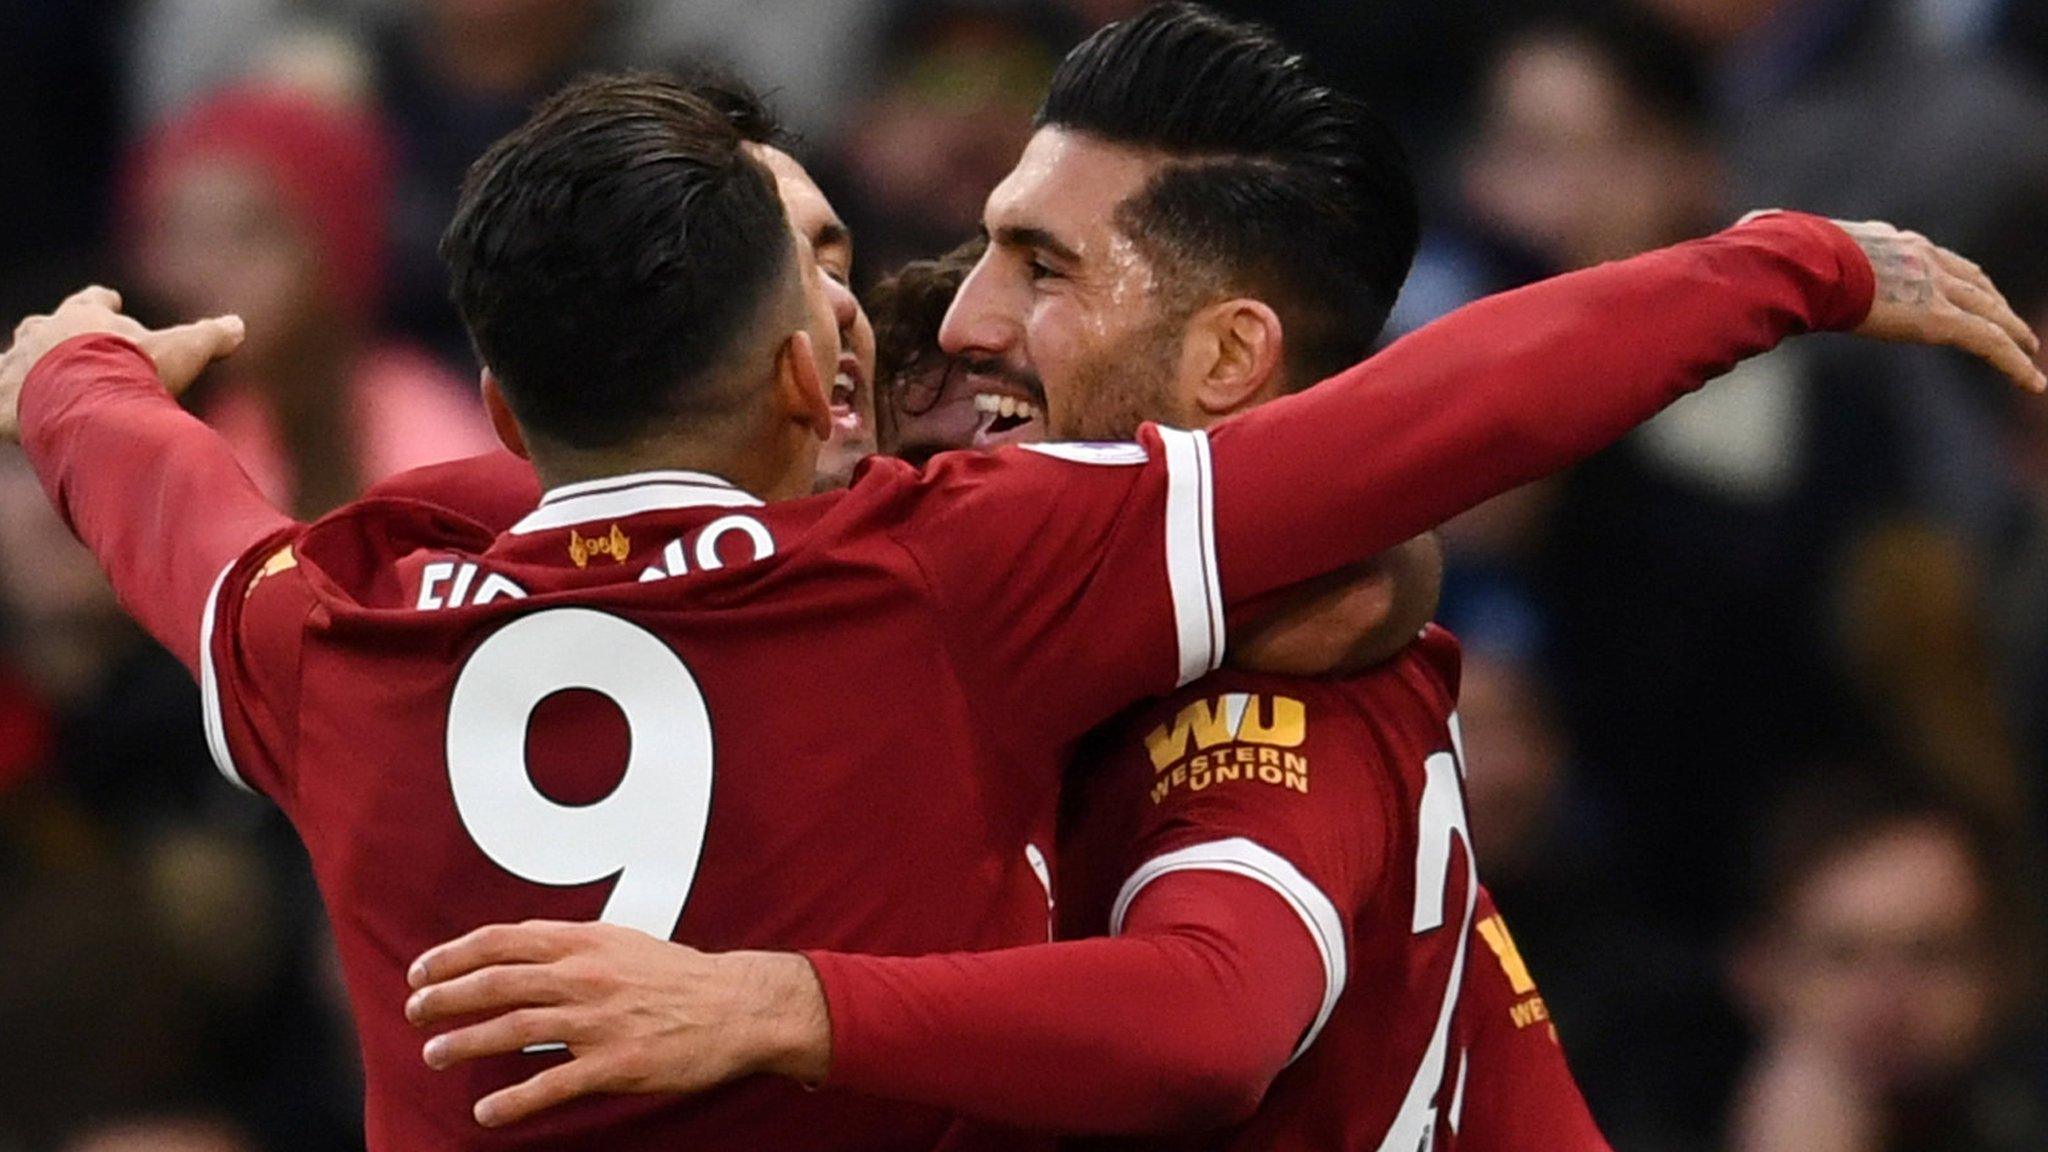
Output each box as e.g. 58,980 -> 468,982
1028,258 -> 1061,283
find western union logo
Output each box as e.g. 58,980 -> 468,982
569,524 -> 631,568
1146,693 -> 1306,772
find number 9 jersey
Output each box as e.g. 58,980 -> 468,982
197,438 -> 1242,1151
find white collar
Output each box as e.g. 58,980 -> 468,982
511,470 -> 764,535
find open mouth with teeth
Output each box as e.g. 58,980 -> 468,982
972,391 -> 1044,443
831,356 -> 867,436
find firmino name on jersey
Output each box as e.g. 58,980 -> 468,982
1143,693 -> 1309,804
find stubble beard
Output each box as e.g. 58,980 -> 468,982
1051,313 -> 1191,441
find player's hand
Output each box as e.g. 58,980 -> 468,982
1825,218 -> 2045,393
406,920 -> 831,1128
0,285 -> 245,440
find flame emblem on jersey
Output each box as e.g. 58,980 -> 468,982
243,545 -> 298,598
568,524 -> 631,568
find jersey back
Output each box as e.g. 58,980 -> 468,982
1058,628 -> 1605,1151
203,444 -> 1224,1150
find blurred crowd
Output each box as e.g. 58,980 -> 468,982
2,1 -> 2046,1150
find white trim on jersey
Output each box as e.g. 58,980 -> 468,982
1021,442 -> 1151,467
513,472 -> 764,535
1157,427 -> 1225,686
1109,836 -> 1346,1063
198,561 -> 254,794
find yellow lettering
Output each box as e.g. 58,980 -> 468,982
1146,698 -> 1237,771
1240,695 -> 1306,747
1258,764 -> 1282,785
1476,915 -> 1538,995
1510,996 -> 1552,1030
1190,768 -> 1212,792
1285,770 -> 1309,794
1215,763 -> 1241,784
1284,752 -> 1308,774
1150,778 -> 1171,805
1258,747 -> 1281,766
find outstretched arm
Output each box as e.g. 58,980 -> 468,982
1203,213 -> 2037,617
908,214 -> 2038,727
1,289 -> 293,674
404,871 -> 1322,1133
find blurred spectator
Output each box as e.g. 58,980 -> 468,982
622,0 -> 893,140
0,450 -> 222,824
1451,609 -> 1736,1151
1639,0 -> 2048,252
1422,3 -> 2019,931
0,830 -> 201,1149
127,0 -> 370,125
820,4 -> 1066,287
124,83 -> 498,519
1728,773 -> 2046,1152
63,1114 -> 257,1152
1980,185 -> 2048,836
367,0 -> 639,368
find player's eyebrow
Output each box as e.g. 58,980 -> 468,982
991,224 -> 1082,266
812,220 -> 852,255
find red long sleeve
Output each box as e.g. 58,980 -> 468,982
805,871 -> 1324,1134
1206,211 -> 1874,612
18,335 -> 294,675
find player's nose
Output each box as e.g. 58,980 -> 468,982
937,252 -> 1016,360
824,272 -> 859,333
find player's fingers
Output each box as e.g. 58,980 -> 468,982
140,315 -> 246,391
1939,307 -> 2046,393
1939,272 -> 2038,356
423,1007 -> 576,1069
63,285 -> 122,314
411,921 -> 581,988
474,1059 -> 613,1129
1935,251 -> 2037,355
407,963 -> 572,1026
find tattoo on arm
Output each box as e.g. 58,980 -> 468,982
1862,238 -> 1938,306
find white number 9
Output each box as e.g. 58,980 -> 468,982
446,608 -> 715,940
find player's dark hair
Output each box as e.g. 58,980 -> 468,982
1037,2 -> 1420,386
685,67 -> 789,150
442,73 -> 798,450
869,236 -> 986,416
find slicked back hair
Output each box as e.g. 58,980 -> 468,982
443,73 -> 798,451
1038,2 -> 1420,387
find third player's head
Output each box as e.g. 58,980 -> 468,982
939,2 -> 1420,441
442,75 -> 843,499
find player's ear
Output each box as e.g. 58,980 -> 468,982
1191,297 -> 1285,420
776,330 -> 833,443
480,370 -> 529,460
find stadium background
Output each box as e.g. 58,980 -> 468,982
2,0 -> 2046,1148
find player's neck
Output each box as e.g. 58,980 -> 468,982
528,431 -> 815,506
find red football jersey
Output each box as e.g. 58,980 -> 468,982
1057,628 -> 1608,1151
201,438 -> 1244,1150
1460,888 -> 1610,1151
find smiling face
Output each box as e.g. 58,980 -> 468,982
754,146 -> 878,490
938,127 -> 1198,442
